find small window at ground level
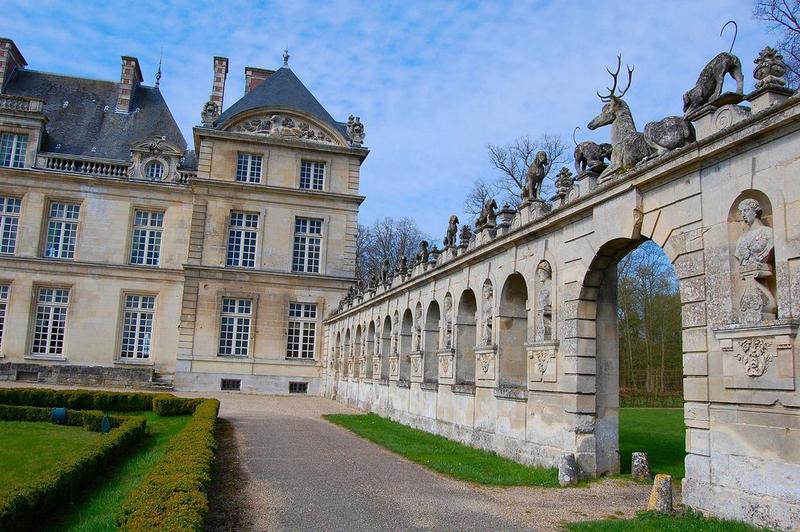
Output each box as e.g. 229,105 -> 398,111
221,378 -> 241,391
289,381 -> 308,394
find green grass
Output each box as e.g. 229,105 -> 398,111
0,421 -> 106,495
43,411 -> 191,532
566,510 -> 763,531
324,413 -> 559,486
619,407 -> 685,479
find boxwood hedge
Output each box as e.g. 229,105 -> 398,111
117,399 -> 220,531
0,415 -> 147,531
0,404 -> 124,431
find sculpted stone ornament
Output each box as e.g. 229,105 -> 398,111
553,167 -> 575,199
440,353 -> 451,374
428,244 -> 441,265
522,151 -> 549,203
530,349 -> 550,376
200,99 -> 219,127
459,224 -> 473,248
476,351 -> 493,374
475,198 -> 498,231
481,282 -> 494,346
380,259 -> 391,286
396,256 -> 409,278
444,294 -> 453,349
443,215 -> 459,248
683,51 -> 744,118
753,46 -> 787,90
734,199 -> 776,324
233,114 -> 336,145
346,115 -> 365,145
535,261 -> 553,342
643,117 -> 695,156
415,240 -> 430,267
734,338 -> 774,377
414,306 -> 423,351
574,139 -> 612,175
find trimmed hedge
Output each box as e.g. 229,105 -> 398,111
0,415 -> 147,531
152,395 -> 202,417
0,404 -> 123,431
117,399 -> 220,531
0,387 -> 162,412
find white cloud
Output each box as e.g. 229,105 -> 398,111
2,0 -> 776,237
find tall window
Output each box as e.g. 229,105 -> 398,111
32,287 -> 70,357
0,196 -> 21,254
226,211 -> 258,268
286,302 -> 317,359
0,285 -> 8,351
0,133 -> 27,168
120,294 -> 155,360
236,153 -> 262,183
300,160 -> 325,190
292,217 -> 322,273
219,298 -> 252,356
45,202 -> 80,259
130,210 -> 163,266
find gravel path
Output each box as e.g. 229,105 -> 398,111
204,393 -> 653,532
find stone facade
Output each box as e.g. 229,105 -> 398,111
323,65 -> 800,529
0,37 -> 366,394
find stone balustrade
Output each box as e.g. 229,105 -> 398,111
0,94 -> 44,113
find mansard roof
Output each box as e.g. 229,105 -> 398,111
4,69 -> 186,161
216,66 -> 349,140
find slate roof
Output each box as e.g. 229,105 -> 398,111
4,69 -> 187,161
216,66 -> 349,140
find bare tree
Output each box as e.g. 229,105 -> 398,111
463,178 -> 499,218
755,0 -> 800,87
473,134 -> 567,213
355,217 -> 431,283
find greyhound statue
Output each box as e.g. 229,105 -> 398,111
683,21 -> 744,117
573,127 -> 612,174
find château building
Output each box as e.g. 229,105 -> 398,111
0,37 -> 367,393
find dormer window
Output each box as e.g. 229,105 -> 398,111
145,161 -> 164,180
300,160 -> 324,191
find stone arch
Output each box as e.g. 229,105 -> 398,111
576,236 -> 685,476
424,299 -> 441,383
366,320 -> 376,379
381,315 -> 392,380
354,325 -> 362,378
400,308 -> 413,382
498,272 -> 529,388
456,289 -> 477,385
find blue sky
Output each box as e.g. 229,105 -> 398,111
3,1 -> 779,239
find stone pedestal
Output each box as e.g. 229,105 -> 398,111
474,344 -> 497,386
527,340 -> 558,388
388,355 -> 399,380
437,349 -> 455,384
409,352 -> 423,382
647,474 -> 673,513
688,92 -> 751,142
748,85 -> 794,114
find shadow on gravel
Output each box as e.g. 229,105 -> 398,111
205,418 -> 253,531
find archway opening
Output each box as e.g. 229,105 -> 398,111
366,321 -> 376,379
381,316 -> 391,381
456,289 -> 477,385
499,272 -> 528,388
424,300 -> 441,383
400,309 -> 413,382
583,238 -> 684,479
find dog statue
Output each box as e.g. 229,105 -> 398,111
683,52 -> 744,117
644,116 -> 696,155
443,215 -> 459,248
574,141 -> 612,174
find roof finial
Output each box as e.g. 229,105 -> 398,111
155,47 -> 163,88
283,46 -> 290,67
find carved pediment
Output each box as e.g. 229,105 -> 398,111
229,113 -> 341,146
131,135 -> 183,157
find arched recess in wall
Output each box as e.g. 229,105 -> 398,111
366,320 -> 376,379
333,330 -> 341,378
381,316 -> 392,380
400,308 -> 413,381
498,272 -> 529,388
456,289 -> 477,385
424,300 -> 441,383
343,328 -> 351,378
354,325 -> 362,378
727,190 -> 777,323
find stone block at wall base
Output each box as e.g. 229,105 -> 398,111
175,370 -> 320,395
683,478 -> 800,531
0,361 -> 157,389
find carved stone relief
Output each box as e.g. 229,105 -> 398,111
481,282 -> 494,346
527,342 -> 558,384
231,114 -> 337,145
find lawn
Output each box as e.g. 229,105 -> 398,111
324,413 -> 559,486
566,510 -> 763,531
42,411 -> 191,531
0,421 -> 106,496
619,407 -> 685,479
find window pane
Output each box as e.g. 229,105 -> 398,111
32,287 -> 69,356
45,203 -> 80,259
219,298 -> 253,356
0,133 -> 27,168
0,196 -> 20,254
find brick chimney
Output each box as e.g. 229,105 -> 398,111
115,56 -> 143,114
0,38 -> 27,94
244,66 -> 274,95
211,56 -> 229,109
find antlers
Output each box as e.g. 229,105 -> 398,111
597,55 -> 634,102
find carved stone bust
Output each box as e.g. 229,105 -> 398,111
535,261 -> 553,342
735,199 -> 773,271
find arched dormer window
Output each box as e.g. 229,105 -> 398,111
145,160 -> 164,180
